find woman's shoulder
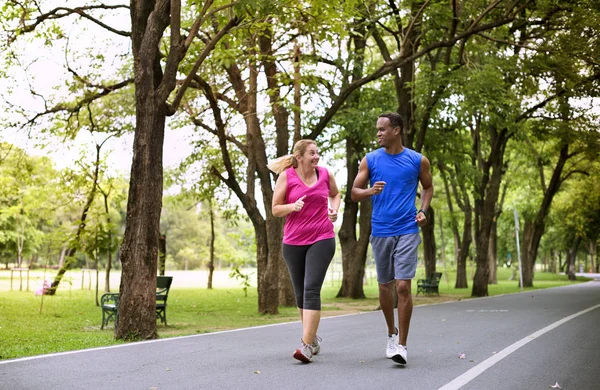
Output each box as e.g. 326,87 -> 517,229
317,165 -> 329,175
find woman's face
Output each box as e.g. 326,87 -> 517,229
297,143 -> 319,168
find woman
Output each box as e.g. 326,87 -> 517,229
270,139 -> 341,363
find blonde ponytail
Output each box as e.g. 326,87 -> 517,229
267,139 -> 316,174
267,154 -> 296,174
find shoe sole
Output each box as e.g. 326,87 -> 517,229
391,354 -> 407,365
293,350 -> 312,363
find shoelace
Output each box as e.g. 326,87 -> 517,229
312,334 -> 322,347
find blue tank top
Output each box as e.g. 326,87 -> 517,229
366,147 -> 422,237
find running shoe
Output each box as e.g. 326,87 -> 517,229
293,340 -> 313,363
312,334 -> 322,355
391,344 -> 407,365
386,327 -> 399,359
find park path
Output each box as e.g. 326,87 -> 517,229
1,278 -> 599,390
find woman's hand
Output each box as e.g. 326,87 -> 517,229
328,207 -> 338,222
292,195 -> 307,212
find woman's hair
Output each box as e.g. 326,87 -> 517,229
267,139 -> 316,174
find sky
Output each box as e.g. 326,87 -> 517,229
0,2 -> 195,176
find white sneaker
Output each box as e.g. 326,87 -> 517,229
385,327 -> 399,359
391,344 -> 407,365
312,334 -> 322,355
293,340 -> 313,363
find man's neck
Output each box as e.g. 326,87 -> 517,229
384,142 -> 404,155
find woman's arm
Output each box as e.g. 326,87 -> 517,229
272,171 -> 306,217
328,170 -> 341,222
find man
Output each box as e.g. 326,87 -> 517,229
351,112 -> 433,365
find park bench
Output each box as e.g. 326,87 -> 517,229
416,272 -> 442,296
100,275 -> 173,329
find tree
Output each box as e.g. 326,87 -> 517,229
2,0 -> 242,338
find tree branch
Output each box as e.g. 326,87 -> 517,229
307,9 -> 523,139
12,4 -> 130,40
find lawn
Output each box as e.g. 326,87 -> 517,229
0,267 -> 588,360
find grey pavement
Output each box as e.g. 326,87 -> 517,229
1,279 -> 600,390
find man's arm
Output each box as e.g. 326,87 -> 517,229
416,156 -> 434,226
351,157 -> 385,202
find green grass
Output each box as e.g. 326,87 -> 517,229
0,268 -> 589,360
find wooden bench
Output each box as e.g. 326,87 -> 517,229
101,275 -> 173,329
416,272 -> 442,296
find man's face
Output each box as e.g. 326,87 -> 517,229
376,117 -> 399,147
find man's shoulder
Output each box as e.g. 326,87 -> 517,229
366,148 -> 384,158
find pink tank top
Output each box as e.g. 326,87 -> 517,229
283,166 -> 335,245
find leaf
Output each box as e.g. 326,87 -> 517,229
458,353 -> 466,359
254,370 -> 261,374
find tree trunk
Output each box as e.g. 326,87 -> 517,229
338,177 -> 371,299
105,248 -> 112,293
566,237 -> 581,280
207,202 -> 215,289
472,125 -> 507,297
337,23 -> 371,299
422,207 -> 436,279
255,217 -> 281,314
440,166 -> 471,289
549,249 -> 557,274
158,234 -> 166,276
258,29 -> 295,307
116,0 -> 170,340
488,219 -> 498,284
455,211 -> 472,289
521,142 -> 570,287
590,240 -> 596,274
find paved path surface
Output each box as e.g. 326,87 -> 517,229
2,280 -> 599,390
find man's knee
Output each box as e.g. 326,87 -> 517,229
395,280 -> 411,296
378,280 -> 395,293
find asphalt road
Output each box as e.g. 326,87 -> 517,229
1,279 -> 599,390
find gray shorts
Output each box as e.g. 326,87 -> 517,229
370,233 -> 421,284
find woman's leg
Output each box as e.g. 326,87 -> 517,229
301,238 -> 336,345
282,243 -> 309,311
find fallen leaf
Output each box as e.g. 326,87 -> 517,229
469,360 -> 475,363
254,370 -> 261,374
458,353 -> 466,359
166,368 -> 170,371
549,382 -> 561,389
492,351 -> 497,354
359,360 -> 365,363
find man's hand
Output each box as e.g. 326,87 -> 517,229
371,181 -> 386,196
416,210 -> 427,227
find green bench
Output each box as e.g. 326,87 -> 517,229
416,272 -> 442,296
101,275 -> 173,329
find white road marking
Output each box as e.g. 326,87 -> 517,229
439,303 -> 600,390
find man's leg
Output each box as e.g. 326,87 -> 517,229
395,279 -> 413,346
378,281 -> 396,335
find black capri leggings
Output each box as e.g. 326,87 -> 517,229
282,238 -> 336,311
